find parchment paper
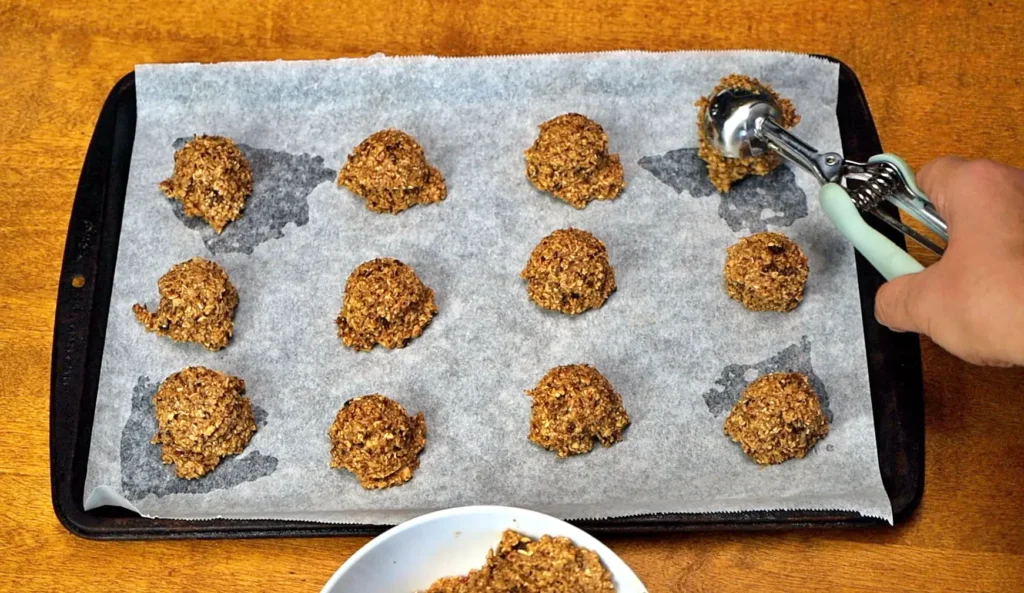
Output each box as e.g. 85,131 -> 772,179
83,51 -> 892,524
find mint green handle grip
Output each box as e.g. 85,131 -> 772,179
819,183 -> 925,280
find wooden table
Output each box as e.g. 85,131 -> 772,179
2,1 -> 1022,590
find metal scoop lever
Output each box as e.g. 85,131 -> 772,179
840,155 -> 947,255
703,88 -> 948,279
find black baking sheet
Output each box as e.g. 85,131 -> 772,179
50,55 -> 923,540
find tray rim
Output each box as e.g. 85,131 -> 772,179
50,54 -> 924,540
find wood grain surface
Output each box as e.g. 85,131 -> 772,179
1,1 -> 1022,591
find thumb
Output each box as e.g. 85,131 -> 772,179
874,268 -> 940,335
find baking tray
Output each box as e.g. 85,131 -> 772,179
51,55 -> 924,540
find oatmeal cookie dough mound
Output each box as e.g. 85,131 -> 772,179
520,228 -> 616,315
336,258 -> 438,351
425,530 -> 616,593
696,74 -> 800,193
328,394 -> 427,489
132,257 -> 239,351
152,366 -> 257,479
337,129 -> 447,214
724,232 -> 808,312
159,135 -> 253,233
526,364 -> 630,457
724,372 -> 829,465
524,113 -> 625,208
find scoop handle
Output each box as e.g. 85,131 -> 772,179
819,183 -> 925,280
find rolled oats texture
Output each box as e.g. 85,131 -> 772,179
724,372 -> 830,465
524,113 -> 624,208
328,394 -> 427,489
724,231 -> 809,312
337,129 -> 447,214
520,228 -> 616,315
151,366 -> 257,479
132,256 -> 239,350
159,135 -> 253,233
424,529 -> 616,593
336,258 -> 438,351
526,364 -> 630,457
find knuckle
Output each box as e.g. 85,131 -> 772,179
963,158 -> 1002,180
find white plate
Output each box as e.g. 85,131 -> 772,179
321,506 -> 648,592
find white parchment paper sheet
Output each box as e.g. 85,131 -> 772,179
84,51 -> 892,524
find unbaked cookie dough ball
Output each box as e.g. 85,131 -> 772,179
696,74 -> 800,193
337,129 -> 447,214
328,394 -> 427,489
521,228 -> 616,315
336,258 -> 438,351
526,364 -> 630,457
724,372 -> 829,465
152,366 -> 257,479
133,257 -> 239,351
724,232 -> 808,312
524,113 -> 625,208
159,135 -> 253,233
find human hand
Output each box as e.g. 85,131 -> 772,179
874,157 -> 1024,366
